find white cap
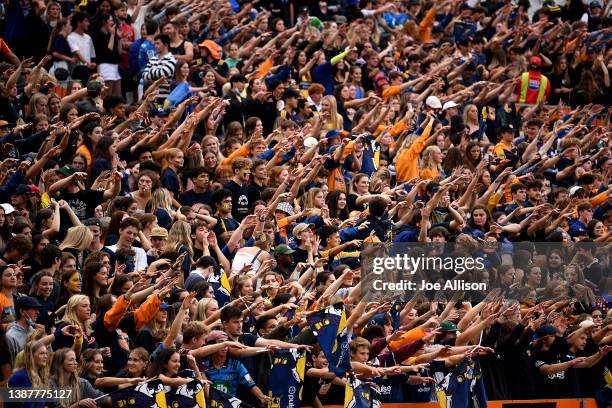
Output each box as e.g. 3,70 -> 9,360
0,204 -> 16,214
425,95 -> 442,109
303,136 -> 318,148
442,100 -> 459,111
569,186 -> 585,196
579,320 -> 595,329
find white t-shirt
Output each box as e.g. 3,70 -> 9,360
129,4 -> 150,40
67,32 -> 96,63
105,244 -> 148,272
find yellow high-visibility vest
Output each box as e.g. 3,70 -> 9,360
519,72 -> 548,104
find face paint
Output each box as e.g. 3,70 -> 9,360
68,273 -> 81,293
240,167 -> 251,179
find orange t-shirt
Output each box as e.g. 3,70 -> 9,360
0,292 -> 15,324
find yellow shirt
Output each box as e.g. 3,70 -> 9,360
494,141 -> 513,157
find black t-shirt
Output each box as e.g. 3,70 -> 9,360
212,216 -> 239,239
247,182 -> 264,205
577,339 -> 610,397
226,180 -> 250,222
361,65 -> 377,92
347,193 -> 367,213
59,189 -> 105,221
92,30 -> 120,64
178,189 -> 213,206
51,34 -> 72,62
292,247 -> 309,266
303,361 -> 346,406
161,168 -> 180,198
530,343 -> 579,399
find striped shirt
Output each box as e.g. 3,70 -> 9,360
143,52 -> 177,101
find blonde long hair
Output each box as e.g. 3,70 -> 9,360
28,93 -> 49,118
163,220 -> 193,256
193,298 -> 218,322
421,145 -> 443,174
163,148 -> 183,170
302,187 -> 323,210
59,226 -> 93,252
149,188 -> 175,214
62,294 -> 91,334
51,348 -> 80,407
22,340 -> 50,388
462,103 -> 479,127
321,95 -> 343,130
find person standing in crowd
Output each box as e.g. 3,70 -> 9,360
514,56 -> 551,105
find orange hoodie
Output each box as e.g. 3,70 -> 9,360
395,122 -> 433,182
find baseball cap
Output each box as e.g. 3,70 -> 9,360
579,320 -> 596,329
149,107 -> 169,118
536,324 -> 558,338
334,15 -> 347,24
206,330 -> 228,344
0,203 -> 17,214
425,95 -> 442,109
198,40 -> 221,59
28,185 -> 40,195
274,244 -> 295,256
440,321 -> 459,332
292,223 -> 315,237
160,303 -> 171,310
57,165 -> 77,177
84,218 -> 102,228
442,101 -> 459,111
326,129 -> 342,140
431,25 -> 444,34
15,296 -> 42,310
276,201 -> 294,216
303,136 -> 318,148
569,186 -> 586,197
86,80 -> 103,95
342,256 -> 361,270
150,227 -> 169,238
500,124 -> 515,134
13,184 -> 31,196
368,313 -> 389,327
529,56 -> 542,67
